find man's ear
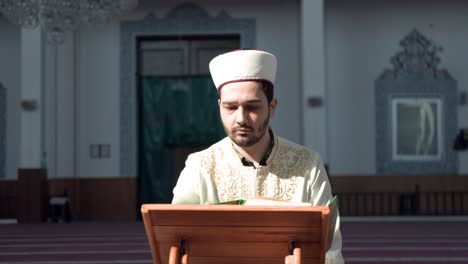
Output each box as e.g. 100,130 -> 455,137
269,98 -> 277,116
218,98 -> 221,107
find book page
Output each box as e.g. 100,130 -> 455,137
244,197 -> 312,206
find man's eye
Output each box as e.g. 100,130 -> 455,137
245,105 -> 259,111
225,105 -> 237,110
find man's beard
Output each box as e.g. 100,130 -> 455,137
225,116 -> 270,147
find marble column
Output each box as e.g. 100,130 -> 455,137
17,28 -> 47,223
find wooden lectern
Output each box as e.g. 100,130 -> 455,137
141,204 -> 330,264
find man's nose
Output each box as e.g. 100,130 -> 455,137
236,107 -> 248,124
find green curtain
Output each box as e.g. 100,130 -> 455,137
139,76 -> 224,204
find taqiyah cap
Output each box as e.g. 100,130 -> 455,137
209,50 -> 277,90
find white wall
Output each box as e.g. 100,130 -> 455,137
5,0 -> 466,177
0,18 -> 20,179
326,0 -> 468,174
76,23 -> 120,177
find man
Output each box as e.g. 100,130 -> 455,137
172,50 -> 344,264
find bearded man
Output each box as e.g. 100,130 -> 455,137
172,50 -> 344,264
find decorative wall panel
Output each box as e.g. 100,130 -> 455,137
375,30 -> 458,174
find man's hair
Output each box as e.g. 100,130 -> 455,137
260,80 -> 274,104
218,80 -> 274,104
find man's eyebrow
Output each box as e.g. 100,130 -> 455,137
221,101 -> 237,106
244,99 -> 263,104
222,99 -> 263,105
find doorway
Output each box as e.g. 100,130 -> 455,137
136,35 -> 240,205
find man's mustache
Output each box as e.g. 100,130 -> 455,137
233,125 -> 253,132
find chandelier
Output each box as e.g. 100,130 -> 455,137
0,0 -> 138,44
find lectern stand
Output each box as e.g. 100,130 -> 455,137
141,204 -> 330,264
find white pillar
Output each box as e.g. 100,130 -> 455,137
45,32 -> 77,178
19,28 -> 44,168
301,0 -> 328,163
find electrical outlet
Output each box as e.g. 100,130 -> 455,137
90,144 -> 100,159
100,144 -> 111,158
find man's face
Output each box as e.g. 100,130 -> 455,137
218,81 -> 276,148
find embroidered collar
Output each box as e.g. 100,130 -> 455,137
232,128 -> 275,167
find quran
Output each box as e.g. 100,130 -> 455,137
218,197 -> 312,206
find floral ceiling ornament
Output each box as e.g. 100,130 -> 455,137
0,0 -> 138,45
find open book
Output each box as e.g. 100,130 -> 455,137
219,197 -> 312,206
218,195 -> 338,251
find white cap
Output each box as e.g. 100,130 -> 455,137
209,50 -> 277,90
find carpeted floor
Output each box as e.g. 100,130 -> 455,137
341,217 -> 468,263
0,217 -> 467,264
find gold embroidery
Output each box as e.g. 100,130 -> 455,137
199,137 -> 316,203
199,141 -> 253,202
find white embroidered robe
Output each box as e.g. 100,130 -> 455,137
172,135 -> 345,264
